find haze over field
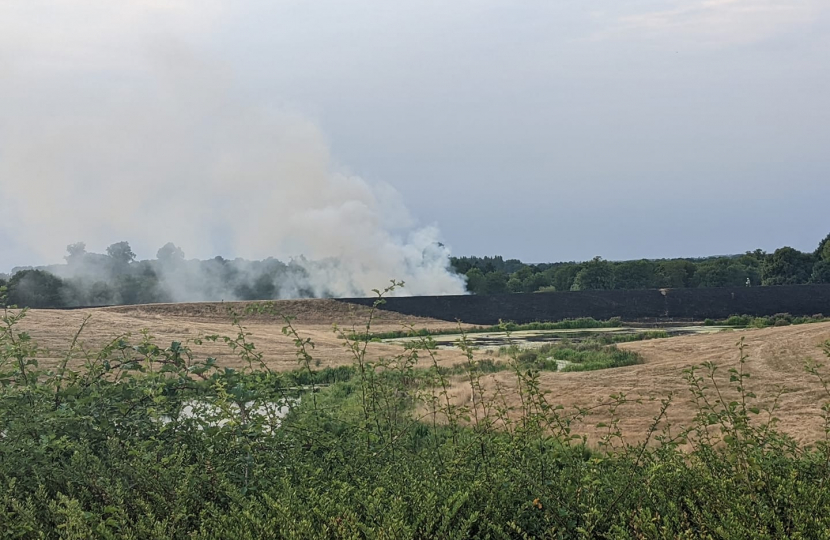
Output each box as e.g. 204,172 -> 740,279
1,1 -> 828,280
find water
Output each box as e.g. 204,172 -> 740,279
383,326 -> 719,351
159,397 -> 298,433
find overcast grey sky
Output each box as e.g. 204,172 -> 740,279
1,0 -> 828,272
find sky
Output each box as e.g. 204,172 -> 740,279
1,0 -> 828,273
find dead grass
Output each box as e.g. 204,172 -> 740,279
441,323 -> 830,446
14,301 -> 830,444
16,299 -> 473,372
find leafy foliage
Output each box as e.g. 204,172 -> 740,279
762,246 -> 816,285
812,260 -> 830,284
452,233 -> 829,294
571,256 -> 615,291
6,270 -> 66,308
703,312 -> 829,328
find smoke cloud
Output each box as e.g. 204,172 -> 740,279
0,39 -> 466,299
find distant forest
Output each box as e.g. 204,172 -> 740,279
453,231 -> 830,295
0,242 -> 326,309
1,232 -> 829,309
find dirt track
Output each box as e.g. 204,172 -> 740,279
11,300 -> 830,444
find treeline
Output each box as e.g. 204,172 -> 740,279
2,232 -> 830,308
451,232 -> 830,295
0,242 -> 325,309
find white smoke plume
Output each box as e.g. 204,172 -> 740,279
0,25 -> 466,299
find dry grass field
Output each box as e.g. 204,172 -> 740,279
12,300 -> 830,445
15,299 -> 475,371
446,322 -> 830,446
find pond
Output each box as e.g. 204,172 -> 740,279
382,325 -> 730,351
159,397 -> 299,432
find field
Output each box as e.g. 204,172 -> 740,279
16,300 -> 476,371
452,322 -> 830,445
16,299 -> 830,445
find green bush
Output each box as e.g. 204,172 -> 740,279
718,312 -> 829,329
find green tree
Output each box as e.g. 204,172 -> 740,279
483,271 -> 509,294
657,259 -> 696,288
811,260 -> 830,284
523,272 -> 551,293
817,233 -> 830,262
571,257 -> 614,291
106,241 -> 136,266
464,268 -> 486,294
511,266 -> 534,283
692,259 -> 755,288
551,264 -> 581,292
613,260 -> 657,289
7,270 -> 66,308
761,247 -> 815,285
507,276 -> 524,293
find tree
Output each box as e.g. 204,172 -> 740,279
507,277 -> 524,293
89,281 -> 115,305
817,233 -> 830,262
657,260 -> 696,288
522,272 -> 550,293
811,260 -> 830,284
115,275 -> 143,305
511,266 -> 534,283
571,257 -> 614,291
252,274 -> 277,299
157,243 -> 185,264
692,259 -> 755,288
106,241 -> 136,266
464,268 -> 486,294
551,264 -> 581,292
761,247 -> 814,285
7,270 -> 66,308
613,260 -> 657,290
65,242 -> 87,265
483,271 -> 509,295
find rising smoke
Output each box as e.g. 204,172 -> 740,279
0,40 -> 467,301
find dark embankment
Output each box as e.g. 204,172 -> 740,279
337,284 -> 830,325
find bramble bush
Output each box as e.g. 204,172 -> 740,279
2,283 -> 830,538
